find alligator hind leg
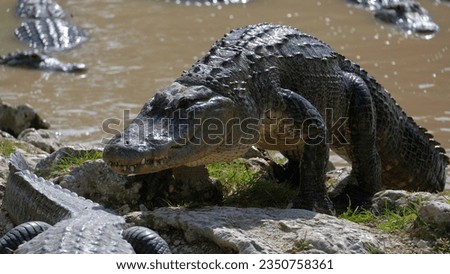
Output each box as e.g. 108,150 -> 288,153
0,221 -> 51,254
338,72 -> 382,208
273,89 -> 332,213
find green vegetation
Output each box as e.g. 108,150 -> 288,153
48,150 -> 102,177
289,233 -> 310,253
207,159 -> 295,208
339,202 -> 420,233
0,139 -> 30,156
0,139 -> 17,156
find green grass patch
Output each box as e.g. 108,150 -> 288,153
0,139 -> 30,156
376,206 -> 418,233
0,139 -> 17,156
338,207 -> 376,224
339,202 -> 420,233
49,150 -> 102,177
207,159 -> 295,208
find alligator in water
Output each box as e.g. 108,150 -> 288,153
1,0 -> 88,72
15,18 -> 88,51
103,23 -> 448,213
167,0 -> 251,6
0,152 -> 171,254
16,0 -> 66,19
15,0 -> 88,51
0,50 -> 86,73
347,0 -> 439,35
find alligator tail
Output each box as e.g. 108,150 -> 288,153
340,57 -> 448,192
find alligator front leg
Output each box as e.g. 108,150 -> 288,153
269,89 -> 332,213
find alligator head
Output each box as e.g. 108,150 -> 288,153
374,1 -> 439,34
103,82 -> 259,174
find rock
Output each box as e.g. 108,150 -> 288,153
371,190 -> 448,214
170,165 -> 223,206
0,100 -> 49,137
244,157 -> 281,184
37,147 -> 222,210
414,201 -> 450,239
18,128 -> 62,153
35,146 -> 101,177
126,206 -> 386,254
59,160 -> 143,210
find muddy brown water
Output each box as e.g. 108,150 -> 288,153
0,0 -> 449,187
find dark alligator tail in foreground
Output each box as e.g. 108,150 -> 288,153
103,23 -> 448,213
0,152 -> 171,254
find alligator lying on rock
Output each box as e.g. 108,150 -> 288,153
347,0 -> 439,35
103,23 -> 448,213
0,50 -> 86,73
0,153 -> 171,254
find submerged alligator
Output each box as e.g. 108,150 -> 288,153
0,50 -> 86,73
347,0 -> 439,35
103,23 -> 448,213
0,153 -> 171,254
15,0 -> 88,51
168,0 -> 251,5
16,0 -> 65,19
0,0 -> 88,72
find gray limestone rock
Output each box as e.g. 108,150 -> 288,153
127,206 -> 383,254
371,189 -> 448,213
18,128 -> 62,153
414,201 -> 450,239
36,147 -> 222,210
0,100 -> 49,137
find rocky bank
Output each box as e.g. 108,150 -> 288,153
0,103 -> 449,254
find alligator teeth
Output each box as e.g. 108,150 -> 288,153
141,158 -> 146,165
123,166 -> 127,171
130,166 -> 135,172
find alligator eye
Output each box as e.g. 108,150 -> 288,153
176,98 -> 192,109
394,4 -> 406,13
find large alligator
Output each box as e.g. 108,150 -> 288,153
0,50 -> 86,73
0,152 -> 171,254
347,0 -> 439,35
103,23 -> 448,213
